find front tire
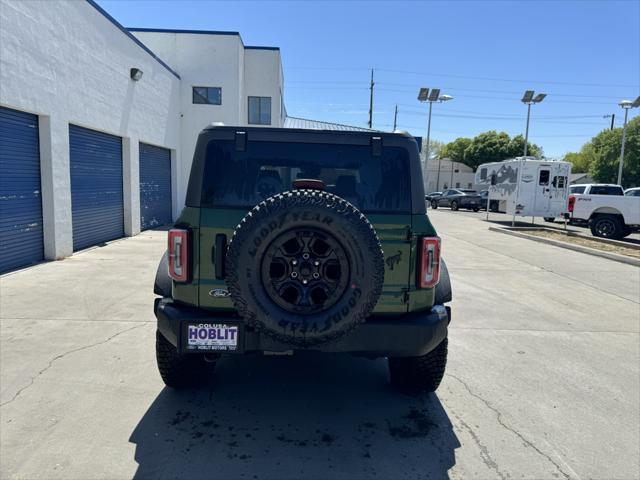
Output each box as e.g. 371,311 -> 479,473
473,207 -> 480,212
451,201 -> 459,211
431,201 -> 438,209
544,217 -> 555,223
389,338 -> 448,393
156,331 -> 216,388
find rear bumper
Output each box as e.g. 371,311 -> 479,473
154,298 -> 450,358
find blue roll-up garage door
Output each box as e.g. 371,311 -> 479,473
0,107 -> 43,273
139,143 -> 172,230
69,125 -> 123,251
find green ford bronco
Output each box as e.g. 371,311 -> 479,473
153,126 -> 451,392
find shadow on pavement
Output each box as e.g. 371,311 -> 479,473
129,352 -> 459,480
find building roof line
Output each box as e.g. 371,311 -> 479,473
85,1 -> 180,79
284,116 -> 379,132
127,27 -> 241,36
127,28 -> 280,51
245,46 -> 280,51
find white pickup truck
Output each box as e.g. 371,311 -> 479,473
568,186 -> 640,239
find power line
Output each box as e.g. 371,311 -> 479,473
374,68 -> 639,89
285,65 -> 639,88
288,79 -> 627,99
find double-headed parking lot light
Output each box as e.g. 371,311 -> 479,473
418,88 -> 454,191
617,96 -> 640,186
521,90 -> 547,157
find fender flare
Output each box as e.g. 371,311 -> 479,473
434,258 -> 452,304
154,251 -> 172,297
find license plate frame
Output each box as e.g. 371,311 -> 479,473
182,321 -> 243,353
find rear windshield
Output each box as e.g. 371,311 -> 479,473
570,186 -> 586,194
588,186 -> 623,195
200,140 -> 412,213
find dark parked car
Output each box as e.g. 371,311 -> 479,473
425,191 -> 443,204
479,190 -> 500,212
431,189 -> 482,211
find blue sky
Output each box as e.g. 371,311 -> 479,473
98,0 -> 639,157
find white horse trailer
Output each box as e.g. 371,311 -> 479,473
475,158 -> 572,220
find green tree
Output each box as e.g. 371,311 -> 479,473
589,116 -> 640,187
441,131 -> 542,171
563,143 -> 595,173
462,131 -> 512,170
440,137 -> 472,164
507,134 -> 541,158
420,139 -> 445,162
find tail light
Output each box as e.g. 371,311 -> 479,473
168,229 -> 190,282
568,195 -> 576,213
418,237 -> 441,289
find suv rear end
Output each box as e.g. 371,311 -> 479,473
154,126 -> 452,392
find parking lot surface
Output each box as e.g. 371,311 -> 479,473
1,210 -> 639,480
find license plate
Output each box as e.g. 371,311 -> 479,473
185,323 -> 239,351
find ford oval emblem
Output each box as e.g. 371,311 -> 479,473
209,289 -> 231,298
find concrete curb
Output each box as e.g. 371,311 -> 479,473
489,226 -> 640,267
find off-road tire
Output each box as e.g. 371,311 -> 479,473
388,338 -> 448,393
451,201 -> 459,211
156,331 -> 216,388
431,201 -> 438,209
225,190 -> 385,346
590,214 -> 624,239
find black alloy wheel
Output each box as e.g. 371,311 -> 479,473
261,228 -> 350,314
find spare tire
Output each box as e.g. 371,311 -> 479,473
225,190 -> 385,346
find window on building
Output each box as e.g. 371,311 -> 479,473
455,182 -> 460,188
193,87 -> 222,105
468,183 -> 473,189
248,96 -> 271,125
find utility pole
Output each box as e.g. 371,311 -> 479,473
393,105 -> 398,131
368,69 -> 374,129
604,114 -> 615,130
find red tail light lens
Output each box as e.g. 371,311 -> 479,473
568,195 -> 576,212
418,237 -> 441,289
168,229 -> 189,282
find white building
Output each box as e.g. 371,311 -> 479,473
0,0 -> 285,272
423,157 -> 477,193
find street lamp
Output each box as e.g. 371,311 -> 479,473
617,96 -> 640,186
521,90 -> 547,157
418,88 -> 453,191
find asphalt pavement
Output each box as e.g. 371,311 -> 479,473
1,210 -> 638,479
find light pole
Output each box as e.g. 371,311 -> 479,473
617,96 -> 640,186
418,88 -> 453,191
521,90 -> 547,157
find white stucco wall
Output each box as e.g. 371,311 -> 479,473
243,48 -> 285,127
131,31 -> 245,206
131,31 -> 285,209
0,0 -> 181,259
